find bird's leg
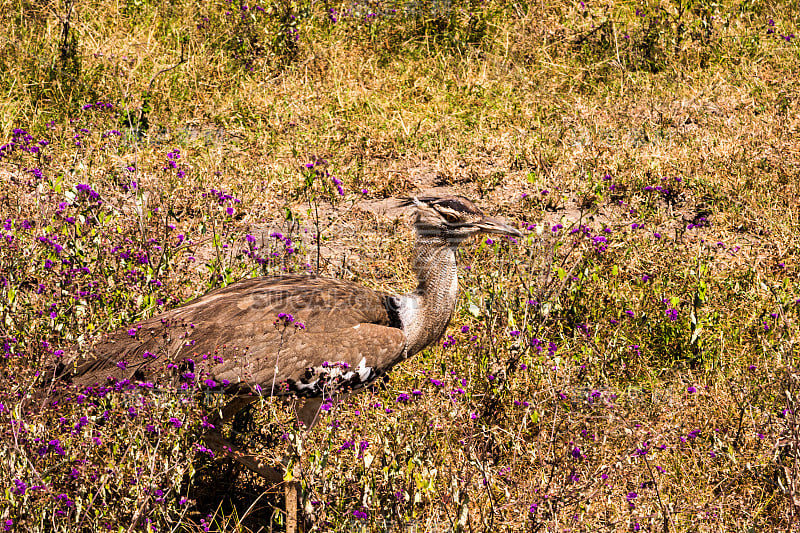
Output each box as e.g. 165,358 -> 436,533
293,392 -> 354,430
202,396 -> 325,531
286,482 -> 299,533
283,395 -> 346,533
207,395 -> 257,427
202,396 -> 286,482
202,395 -> 309,531
282,397 -> 322,533
201,427 -> 285,484
294,397 -> 324,430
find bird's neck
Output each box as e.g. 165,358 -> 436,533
401,236 -> 460,357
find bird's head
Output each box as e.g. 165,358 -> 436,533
402,195 -> 522,246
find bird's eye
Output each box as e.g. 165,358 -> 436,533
436,207 -> 461,223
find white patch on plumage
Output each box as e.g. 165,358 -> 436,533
324,366 -> 344,379
294,379 -> 319,391
294,357 -> 374,395
336,357 -> 373,383
396,295 -> 420,333
449,265 -> 459,300
356,357 -> 372,382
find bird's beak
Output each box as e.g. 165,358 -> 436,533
476,216 -> 523,238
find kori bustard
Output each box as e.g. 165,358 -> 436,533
52,195 -> 522,481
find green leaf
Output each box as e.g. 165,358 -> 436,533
283,461 -> 295,482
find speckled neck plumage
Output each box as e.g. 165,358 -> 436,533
398,236 -> 460,358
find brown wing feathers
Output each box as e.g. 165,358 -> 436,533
59,275 -> 407,398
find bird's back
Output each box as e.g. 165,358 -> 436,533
58,275 -> 407,398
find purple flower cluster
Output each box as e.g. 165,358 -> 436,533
0,129 -> 48,162
332,175 -> 344,196
205,186 -> 241,217
208,187 -> 239,206
642,177 -> 681,202
529,338 -> 558,357
75,183 -> 103,206
275,312 -> 305,329
687,217 -> 710,230
766,18 -> 796,41
565,223 -> 612,253
304,160 -> 345,196
163,149 -> 187,180
82,101 -> 114,111
270,231 -> 295,255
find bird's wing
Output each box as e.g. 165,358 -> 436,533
60,275 -> 407,397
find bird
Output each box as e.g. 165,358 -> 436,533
49,194 -> 522,479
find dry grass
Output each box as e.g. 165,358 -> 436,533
1,0 -> 800,531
